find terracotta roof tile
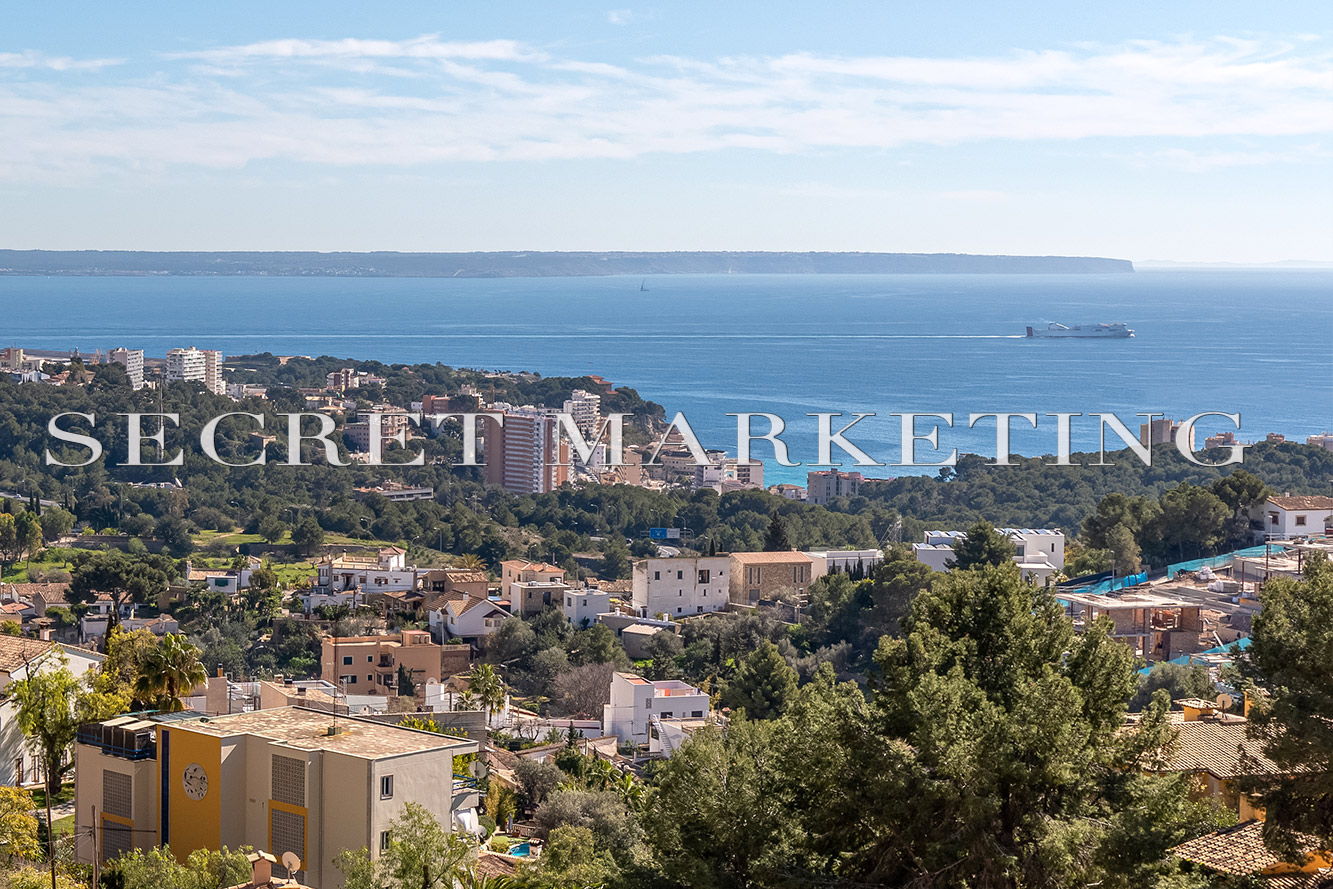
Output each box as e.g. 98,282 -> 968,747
1269,496 -> 1333,511
729,551 -> 814,564
1160,719 -> 1281,779
1172,820 -> 1330,882
0,636 -> 54,674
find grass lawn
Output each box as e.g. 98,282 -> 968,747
30,783 -> 75,810
49,813 -> 75,839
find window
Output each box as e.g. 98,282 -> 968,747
380,775 -> 393,799
1296,515 -> 1307,526
367,655 -> 373,663
654,571 -> 660,580
697,569 -> 710,583
367,674 -> 373,682
678,590 -> 683,596
676,607 -> 682,613
696,606 -> 703,613
346,675 -> 357,684
676,570 -> 683,580
1270,513 -> 1279,526
380,830 -> 392,852
661,711 -> 673,718
342,656 -> 353,666
691,710 -> 704,718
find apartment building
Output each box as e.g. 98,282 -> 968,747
913,528 -> 1065,583
166,347 -> 224,395
631,556 -> 731,618
320,630 -> 442,694
728,551 -> 815,607
500,560 -> 570,617
1140,417 -> 1196,451
693,456 -> 765,492
806,470 -> 864,505
602,672 -> 711,744
481,408 -> 570,495
562,389 -> 602,436
108,347 -> 144,390
73,707 -> 479,888
344,411 -> 413,454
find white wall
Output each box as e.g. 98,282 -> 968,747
631,557 -> 731,618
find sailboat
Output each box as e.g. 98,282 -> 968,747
639,279 -> 649,292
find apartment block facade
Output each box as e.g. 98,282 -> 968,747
108,348 -> 144,390
73,708 -> 479,888
166,347 -> 224,395
806,470 -> 864,505
481,408 -> 570,495
631,556 -> 732,618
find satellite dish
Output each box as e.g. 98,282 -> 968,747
281,851 -> 302,876
469,759 -> 485,778
1216,693 -> 1235,711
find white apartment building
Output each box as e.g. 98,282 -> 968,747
166,347 -> 224,395
806,549 -> 884,579
563,586 -> 612,627
631,556 -> 731,618
913,528 -> 1065,583
1262,495 -> 1333,538
428,594 -> 511,643
692,455 -> 765,492
108,348 -> 144,390
562,389 -> 602,436
602,672 -> 711,744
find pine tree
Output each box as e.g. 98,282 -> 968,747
763,513 -> 791,552
723,642 -> 797,719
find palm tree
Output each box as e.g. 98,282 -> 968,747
452,553 -> 487,571
612,772 -> 644,810
133,633 -> 208,712
467,664 -> 506,726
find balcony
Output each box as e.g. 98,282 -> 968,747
77,720 -> 156,761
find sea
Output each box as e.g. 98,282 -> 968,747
2,269 -> 1330,486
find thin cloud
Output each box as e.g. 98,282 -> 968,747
0,50 -> 121,71
0,35 -> 1329,182
608,9 -> 633,25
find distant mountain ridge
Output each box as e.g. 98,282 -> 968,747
0,250 -> 1133,277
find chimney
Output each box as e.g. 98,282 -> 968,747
247,851 -> 277,887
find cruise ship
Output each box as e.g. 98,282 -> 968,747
1026,322 -> 1134,338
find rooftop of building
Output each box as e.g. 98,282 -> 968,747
1171,820 -> 1330,883
1268,495 -> 1333,511
1160,716 -> 1280,779
165,706 -> 475,757
501,559 -> 565,573
729,550 -> 815,564
0,636 -> 54,675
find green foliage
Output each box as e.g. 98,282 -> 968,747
68,550 -> 177,637
947,518 -> 1016,569
524,825 -> 620,889
762,512 -> 791,551
0,786 -> 40,865
10,656 -> 123,794
723,642 -> 797,719
1130,662 -> 1215,712
1237,553 -> 1333,860
133,632 -> 209,712
100,844 -> 251,889
335,803 -> 473,889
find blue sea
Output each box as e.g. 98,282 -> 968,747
2,270 -> 1330,485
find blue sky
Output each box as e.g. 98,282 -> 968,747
2,2 -> 1329,260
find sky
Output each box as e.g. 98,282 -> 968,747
1,2 -> 1330,261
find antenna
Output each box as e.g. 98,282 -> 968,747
281,851 -> 302,879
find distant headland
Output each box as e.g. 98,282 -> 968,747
0,250 -> 1133,277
